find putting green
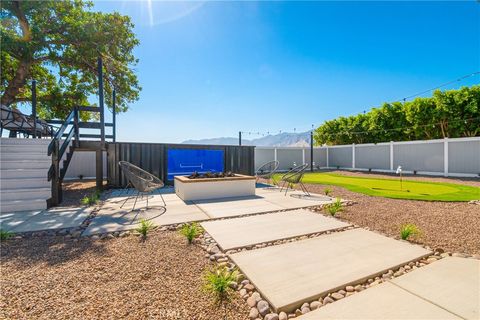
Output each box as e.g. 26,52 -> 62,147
274,173 -> 480,202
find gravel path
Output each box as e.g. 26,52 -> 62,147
297,172 -> 480,255
1,232 -> 249,320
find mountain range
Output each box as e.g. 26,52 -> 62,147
182,131 -> 311,147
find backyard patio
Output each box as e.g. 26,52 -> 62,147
1,172 -> 479,320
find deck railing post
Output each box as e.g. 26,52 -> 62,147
74,106 -> 80,147
112,89 -> 116,142
31,80 -> 37,138
51,139 -> 61,205
98,57 -> 105,143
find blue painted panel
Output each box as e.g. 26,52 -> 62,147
167,148 -> 224,180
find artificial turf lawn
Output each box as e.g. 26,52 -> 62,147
274,172 -> 480,202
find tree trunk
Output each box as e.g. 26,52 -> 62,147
1,1 -> 32,107
1,59 -> 31,106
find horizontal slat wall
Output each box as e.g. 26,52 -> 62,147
107,143 -> 255,187
313,148 -> 327,167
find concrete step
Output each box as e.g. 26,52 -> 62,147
1,160 -> 51,170
0,138 -> 51,145
1,199 -> 47,213
1,168 -> 47,179
1,187 -> 51,201
0,177 -> 49,189
0,144 -> 48,153
0,152 -> 50,161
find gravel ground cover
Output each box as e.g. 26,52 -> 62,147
0,231 -> 250,320
288,171 -> 480,255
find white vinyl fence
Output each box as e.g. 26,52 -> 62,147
255,137 -> 480,178
64,151 -> 107,180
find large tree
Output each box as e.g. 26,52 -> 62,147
314,86 -> 480,145
1,0 -> 141,119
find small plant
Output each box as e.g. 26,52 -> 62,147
81,189 -> 101,206
136,219 -> 156,240
179,222 -> 201,244
324,187 -> 332,196
324,197 -> 343,216
203,266 -> 239,318
0,229 -> 14,241
400,224 -> 420,240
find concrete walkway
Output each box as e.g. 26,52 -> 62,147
201,209 -> 350,250
83,187 -> 333,235
194,188 -> 332,219
0,206 -> 92,232
229,228 -> 431,313
299,257 -> 479,320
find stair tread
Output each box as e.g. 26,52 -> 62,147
1,199 -> 47,203
2,187 -> 50,193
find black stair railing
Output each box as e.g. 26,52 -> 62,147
47,107 -> 79,206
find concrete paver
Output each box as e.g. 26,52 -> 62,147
298,281 -> 462,320
0,207 -> 91,232
83,193 -> 208,236
201,209 -> 350,250
391,257 -> 480,320
0,210 -> 43,231
194,189 -> 332,219
229,228 -> 431,312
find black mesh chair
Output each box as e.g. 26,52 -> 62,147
255,160 -> 280,182
118,161 -> 166,211
279,163 -> 310,196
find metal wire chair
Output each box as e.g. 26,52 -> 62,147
118,161 -> 166,211
255,160 -> 280,182
279,163 -> 310,196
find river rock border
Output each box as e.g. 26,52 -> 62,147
196,223 -> 479,320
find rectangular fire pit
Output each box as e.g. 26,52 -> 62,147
174,174 -> 256,201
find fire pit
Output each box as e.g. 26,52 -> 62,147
174,172 -> 256,201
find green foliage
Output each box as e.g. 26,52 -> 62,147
324,197 -> 343,216
1,0 -> 141,118
179,222 -> 201,244
400,224 -> 420,240
80,189 -> 100,206
324,187 -> 332,196
203,266 -> 239,305
135,219 -> 155,240
0,229 -> 14,241
314,86 -> 480,145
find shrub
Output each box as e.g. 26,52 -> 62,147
203,266 -> 239,315
400,224 -> 420,240
81,189 -> 101,206
179,222 -> 201,244
0,229 -> 14,241
136,219 -> 156,240
324,197 -> 343,216
324,187 -> 332,196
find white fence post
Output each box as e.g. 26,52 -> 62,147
326,146 -> 329,168
352,143 -> 356,169
444,138 -> 449,177
302,149 -> 306,165
390,141 -> 394,171
274,148 -> 277,163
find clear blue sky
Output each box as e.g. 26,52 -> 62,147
93,1 -> 480,143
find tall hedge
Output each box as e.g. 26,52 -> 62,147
314,85 -> 480,145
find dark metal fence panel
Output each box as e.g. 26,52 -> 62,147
107,142 -> 255,187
